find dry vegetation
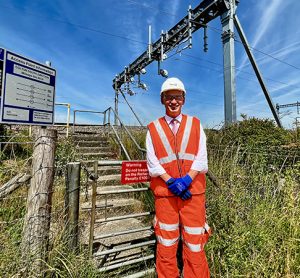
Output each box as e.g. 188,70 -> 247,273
0,118 -> 299,277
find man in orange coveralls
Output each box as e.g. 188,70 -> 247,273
146,77 -> 211,278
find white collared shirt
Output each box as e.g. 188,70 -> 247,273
146,114 -> 208,177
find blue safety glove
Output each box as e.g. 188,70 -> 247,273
180,174 -> 193,188
180,189 -> 192,200
176,175 -> 193,200
166,178 -> 182,196
167,174 -> 193,196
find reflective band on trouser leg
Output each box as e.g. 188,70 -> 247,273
182,223 -> 210,252
180,194 -> 210,278
155,196 -> 180,278
183,240 -> 203,252
159,221 -> 179,232
157,235 -> 178,247
182,228 -> 210,278
184,225 -> 206,235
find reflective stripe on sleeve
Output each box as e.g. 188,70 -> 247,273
159,221 -> 179,231
180,116 -> 193,153
157,235 -> 179,247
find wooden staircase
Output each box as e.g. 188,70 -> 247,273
72,130 -> 155,277
73,133 -> 116,161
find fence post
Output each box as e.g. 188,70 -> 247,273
65,162 -> 81,251
73,110 -> 76,134
89,160 -> 98,256
103,110 -> 107,125
21,128 -> 57,275
66,104 -> 71,138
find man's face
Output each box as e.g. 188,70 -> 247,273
162,89 -> 185,118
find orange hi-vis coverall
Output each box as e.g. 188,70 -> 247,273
147,114 -> 211,278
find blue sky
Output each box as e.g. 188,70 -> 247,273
0,0 -> 299,128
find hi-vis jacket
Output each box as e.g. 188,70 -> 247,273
147,114 -> 206,196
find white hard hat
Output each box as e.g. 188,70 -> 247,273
160,77 -> 186,95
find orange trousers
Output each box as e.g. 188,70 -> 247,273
154,194 -> 210,278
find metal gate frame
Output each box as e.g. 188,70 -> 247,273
87,160 -> 155,274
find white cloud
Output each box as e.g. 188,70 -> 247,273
237,0 -> 286,71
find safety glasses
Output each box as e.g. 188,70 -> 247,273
164,95 -> 184,101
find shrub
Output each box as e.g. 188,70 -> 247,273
207,117 -> 293,148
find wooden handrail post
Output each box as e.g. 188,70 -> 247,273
65,162 -> 81,251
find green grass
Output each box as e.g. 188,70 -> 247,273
206,144 -> 300,277
1,119 -> 299,277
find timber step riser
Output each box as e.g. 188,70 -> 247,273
76,153 -> 116,160
77,147 -> 112,153
75,141 -> 110,147
81,200 -> 143,216
73,136 -> 109,141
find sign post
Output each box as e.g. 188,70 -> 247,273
0,48 -> 4,104
0,49 -> 56,125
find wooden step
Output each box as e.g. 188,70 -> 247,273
75,140 -> 109,147
81,198 -> 143,215
72,134 -> 108,141
98,254 -> 154,272
122,268 -> 156,278
91,165 -> 121,175
77,146 -> 112,153
82,185 -> 134,199
76,152 -> 116,160
94,239 -> 155,257
93,174 -> 121,185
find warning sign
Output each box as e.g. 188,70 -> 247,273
121,161 -> 150,184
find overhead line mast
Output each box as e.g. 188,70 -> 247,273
113,0 -> 282,128
113,0 -> 232,90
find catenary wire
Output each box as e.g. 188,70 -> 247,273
1,2 -> 298,78
0,4 -> 147,46
2,1 -> 298,74
126,0 -> 300,72
173,57 -> 299,97
181,53 -> 300,90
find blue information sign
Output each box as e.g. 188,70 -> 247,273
0,49 -> 56,125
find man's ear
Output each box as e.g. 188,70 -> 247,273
161,94 -> 164,104
182,96 -> 185,105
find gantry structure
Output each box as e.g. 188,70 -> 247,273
112,0 -> 282,127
